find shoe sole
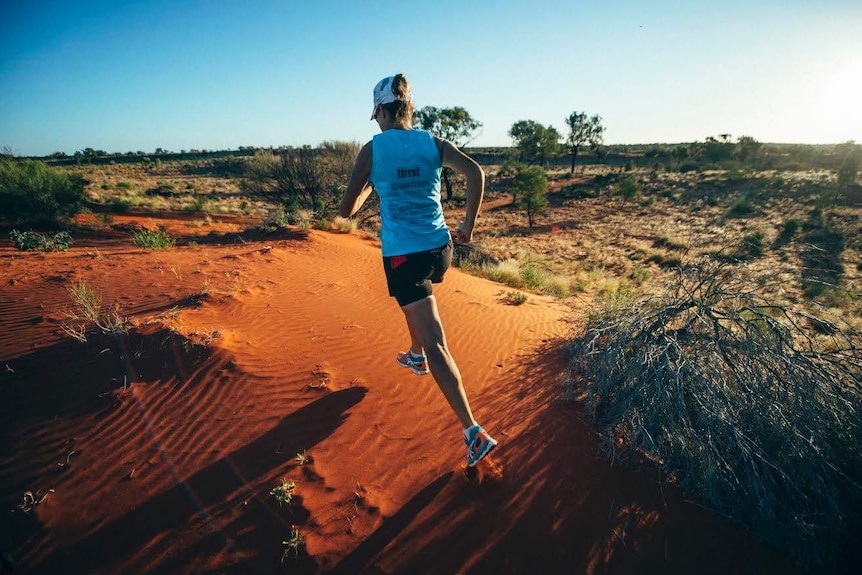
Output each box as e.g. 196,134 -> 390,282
396,356 -> 429,376
467,440 -> 497,467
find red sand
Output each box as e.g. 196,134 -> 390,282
0,220 -> 800,574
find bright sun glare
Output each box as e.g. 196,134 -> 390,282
815,60 -> 862,142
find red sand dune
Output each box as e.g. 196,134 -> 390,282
0,221 -> 800,574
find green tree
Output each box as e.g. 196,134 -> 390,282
512,165 -> 548,227
509,120 -> 561,167
0,159 -> 87,226
565,112 -> 605,173
413,106 -> 482,201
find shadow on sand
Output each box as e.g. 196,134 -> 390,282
25,387 -> 367,575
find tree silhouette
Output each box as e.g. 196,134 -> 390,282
413,106 -> 482,201
565,112 -> 604,173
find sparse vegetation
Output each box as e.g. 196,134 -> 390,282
62,281 -> 129,342
616,175 -> 640,199
331,215 -> 358,233
1,159 -> 87,226
500,290 -> 528,305
132,227 -> 175,249
281,526 -> 305,561
4,141 -> 860,575
9,229 -> 72,252
270,478 -> 296,507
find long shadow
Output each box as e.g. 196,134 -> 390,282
189,227 -> 309,246
0,327 -> 214,429
325,472 -> 454,575
27,387 -> 367,575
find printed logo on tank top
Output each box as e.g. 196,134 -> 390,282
392,166 -> 424,190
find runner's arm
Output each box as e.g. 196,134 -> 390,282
339,142 -> 373,218
438,138 -> 485,243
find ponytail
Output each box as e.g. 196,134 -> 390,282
382,73 -> 414,126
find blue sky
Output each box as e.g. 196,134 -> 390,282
1,0 -> 860,157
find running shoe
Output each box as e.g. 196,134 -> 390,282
464,424 -> 498,467
396,350 -> 429,375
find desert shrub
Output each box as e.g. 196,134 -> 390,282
482,258 -> 575,298
185,196 -> 208,214
116,181 -> 132,190
726,194 -> 754,217
836,142 -> 860,189
519,262 -> 546,290
628,268 -> 650,285
500,291 -> 528,305
242,142 -> 360,221
0,159 -> 87,226
111,198 -> 132,214
512,165 -> 548,227
736,231 -> 765,259
61,281 -> 129,342
9,229 -> 72,252
263,207 -> 289,230
486,259 -> 523,288
566,260 -> 862,573
331,216 -> 358,233
542,274 -> 575,298
678,160 -> 700,173
293,208 -> 314,230
132,227 -> 175,249
616,175 -> 641,199
781,218 -> 800,238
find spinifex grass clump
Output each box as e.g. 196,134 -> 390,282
567,259 -> 862,573
62,281 -> 129,342
270,479 -> 296,507
132,226 -> 175,249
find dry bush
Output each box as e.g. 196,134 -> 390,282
62,281 -> 130,342
566,259 -> 862,574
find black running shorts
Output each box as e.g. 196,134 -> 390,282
383,240 -> 453,307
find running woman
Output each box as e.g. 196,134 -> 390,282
338,74 -> 497,467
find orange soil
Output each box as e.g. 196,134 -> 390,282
0,217 -> 800,574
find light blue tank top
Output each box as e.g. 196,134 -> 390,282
371,129 -> 450,256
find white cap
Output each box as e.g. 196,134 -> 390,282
371,75 -> 409,120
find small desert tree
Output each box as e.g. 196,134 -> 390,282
413,106 -> 482,201
512,165 -> 548,227
509,120 -> 561,167
565,111 -> 605,173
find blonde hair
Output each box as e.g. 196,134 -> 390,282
380,73 -> 413,126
